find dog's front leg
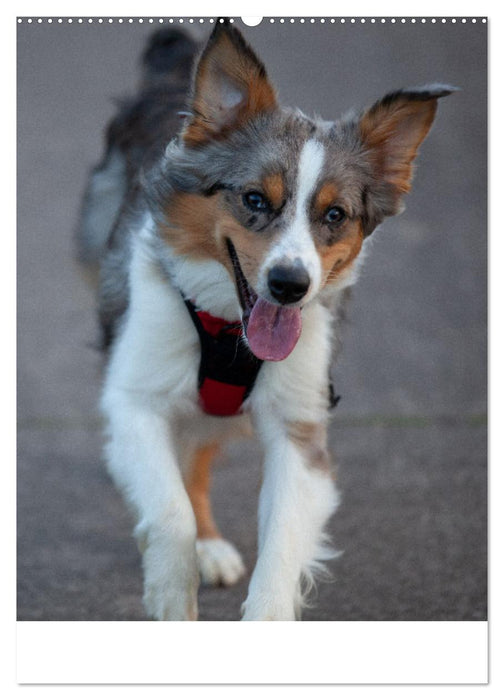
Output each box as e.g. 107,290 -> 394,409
241,415 -> 338,621
102,390 -> 198,621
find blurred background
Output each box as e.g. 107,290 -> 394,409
17,16 -> 487,620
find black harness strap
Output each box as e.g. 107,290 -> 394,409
183,298 -> 263,415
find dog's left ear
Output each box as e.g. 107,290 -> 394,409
183,19 -> 277,146
358,84 -> 457,233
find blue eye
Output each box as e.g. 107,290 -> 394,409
325,206 -> 346,225
243,191 -> 269,211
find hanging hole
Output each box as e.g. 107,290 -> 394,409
241,17 -> 263,27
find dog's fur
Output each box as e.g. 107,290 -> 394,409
78,21 -> 454,620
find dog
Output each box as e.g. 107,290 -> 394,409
77,20 -> 454,620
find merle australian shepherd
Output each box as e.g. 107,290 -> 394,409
78,20 -> 454,620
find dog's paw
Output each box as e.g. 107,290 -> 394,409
143,557 -> 199,620
141,525 -> 199,621
240,600 -> 296,621
143,582 -> 199,621
142,547 -> 199,620
240,586 -> 297,620
196,538 -> 246,587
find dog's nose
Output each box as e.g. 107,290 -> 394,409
268,262 -> 310,305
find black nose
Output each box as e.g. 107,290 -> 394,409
268,263 -> 311,305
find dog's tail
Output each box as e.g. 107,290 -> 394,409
140,28 -> 197,88
76,30 -> 198,280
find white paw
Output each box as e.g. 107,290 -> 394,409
241,583 -> 297,620
241,599 -> 296,621
143,580 -> 198,621
141,525 -> 199,620
196,538 -> 246,587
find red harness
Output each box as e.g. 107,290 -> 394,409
183,297 -> 341,417
183,298 -> 263,417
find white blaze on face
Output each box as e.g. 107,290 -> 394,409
259,138 -> 325,302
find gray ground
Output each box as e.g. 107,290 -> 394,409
17,17 -> 487,621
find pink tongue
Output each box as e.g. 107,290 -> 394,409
246,298 -> 302,361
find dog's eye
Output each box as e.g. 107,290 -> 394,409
325,206 -> 346,225
243,191 -> 269,212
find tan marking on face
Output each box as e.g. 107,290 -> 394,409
287,421 -> 333,475
217,210 -> 276,289
262,173 -> 285,210
162,192 -> 276,293
313,182 -> 340,219
186,443 -> 221,540
160,192 -> 225,263
319,219 -> 364,288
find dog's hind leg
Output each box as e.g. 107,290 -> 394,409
186,443 -> 246,587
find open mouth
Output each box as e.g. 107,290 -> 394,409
225,239 -> 302,362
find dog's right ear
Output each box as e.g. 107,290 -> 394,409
183,19 -> 277,146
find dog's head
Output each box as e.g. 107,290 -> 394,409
157,20 -> 455,361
